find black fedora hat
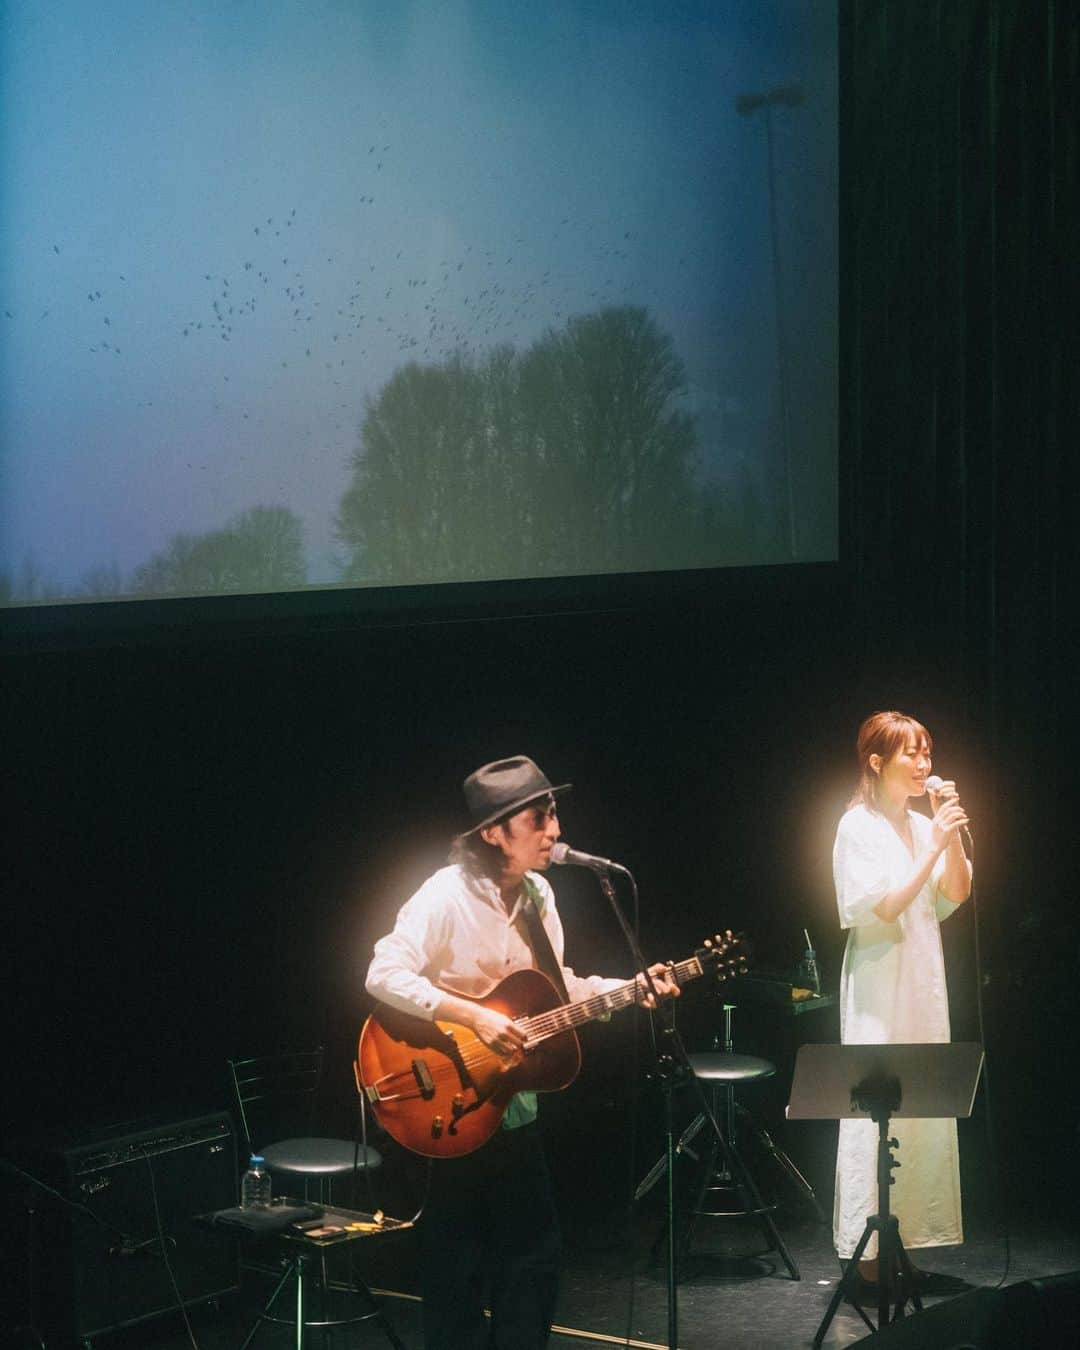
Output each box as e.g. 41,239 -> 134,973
462,755 -> 571,834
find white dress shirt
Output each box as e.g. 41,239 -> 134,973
365,863 -> 625,1131
366,863 -> 622,1018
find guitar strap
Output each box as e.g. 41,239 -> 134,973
521,877 -> 570,1003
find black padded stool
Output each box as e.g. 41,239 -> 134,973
258,1136 -> 377,1205
228,1050 -> 382,1209
680,1005 -> 800,1279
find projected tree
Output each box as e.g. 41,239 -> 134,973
519,306 -> 699,575
0,557 -> 64,606
336,306 -> 715,584
335,353 -> 494,584
131,505 -> 306,596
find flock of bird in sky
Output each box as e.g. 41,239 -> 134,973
14,133 -> 673,427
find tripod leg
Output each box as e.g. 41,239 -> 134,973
742,1109 -> 826,1222
871,1214 -> 926,1326
295,1254 -> 304,1350
677,1112 -> 708,1153
238,1257 -> 297,1350
812,1222 -> 878,1349
634,1113 -> 708,1201
350,1276 -> 411,1350
768,1142 -> 826,1221
715,1129 -> 800,1280
892,1230 -> 924,1315
677,1125 -> 720,1272
634,1152 -> 668,1203
878,1226 -> 891,1330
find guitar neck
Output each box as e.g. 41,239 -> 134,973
519,954 -> 705,1045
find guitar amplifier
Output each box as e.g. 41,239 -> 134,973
28,1110 -> 239,1341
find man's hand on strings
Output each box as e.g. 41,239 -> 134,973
636,962 -> 681,1008
470,1006 -> 526,1059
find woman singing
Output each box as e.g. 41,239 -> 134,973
833,710 -> 972,1296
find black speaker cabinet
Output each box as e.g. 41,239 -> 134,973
852,1270 -> 1080,1349
30,1111 -> 239,1343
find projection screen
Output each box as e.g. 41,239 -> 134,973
0,0 -> 837,611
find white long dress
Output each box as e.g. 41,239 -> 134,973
832,803 -> 964,1259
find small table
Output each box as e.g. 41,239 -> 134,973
729,979 -> 838,1017
208,1198 -> 413,1349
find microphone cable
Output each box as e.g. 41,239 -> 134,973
928,782 -> 1011,1288
138,1145 -> 201,1350
965,829 -> 1013,1290
622,864 -> 644,1350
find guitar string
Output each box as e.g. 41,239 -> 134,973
375,948 -> 741,1097
379,979 -> 671,1096
380,959 -> 703,1091
423,953 -> 734,1073
515,952 -> 742,1040
517,965 -> 689,1040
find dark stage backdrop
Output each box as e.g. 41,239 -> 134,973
840,0 -> 1078,1198
2,0 -> 1077,1260
5,570 -> 859,1128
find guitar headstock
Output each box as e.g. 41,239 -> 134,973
696,931 -> 750,984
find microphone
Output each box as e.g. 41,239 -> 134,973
925,776 -> 973,844
549,842 -> 625,872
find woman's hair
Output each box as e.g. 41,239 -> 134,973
848,709 -> 933,810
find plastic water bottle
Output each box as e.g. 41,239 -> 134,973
240,1154 -> 272,1209
798,928 -> 821,996
799,948 -> 821,996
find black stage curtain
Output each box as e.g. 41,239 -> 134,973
842,0 -> 1078,1168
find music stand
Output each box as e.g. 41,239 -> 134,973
786,1042 -> 983,1346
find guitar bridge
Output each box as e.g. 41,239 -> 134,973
412,1057 -> 436,1100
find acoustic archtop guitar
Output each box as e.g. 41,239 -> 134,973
357,933 -> 745,1158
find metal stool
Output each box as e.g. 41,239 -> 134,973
239,1242 -> 408,1350
679,1005 -> 800,1279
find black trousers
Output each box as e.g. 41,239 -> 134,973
419,1122 -> 561,1350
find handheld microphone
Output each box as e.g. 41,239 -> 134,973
925,775 -> 973,844
549,841 -> 626,872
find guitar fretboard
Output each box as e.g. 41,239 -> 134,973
518,954 -> 706,1046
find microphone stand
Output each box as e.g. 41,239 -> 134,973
593,869 -> 684,1348
594,866 -> 798,1348
594,869 -> 780,1347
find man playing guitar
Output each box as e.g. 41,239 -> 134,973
365,755 -> 680,1350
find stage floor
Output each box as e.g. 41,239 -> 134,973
18,1204 -> 1077,1350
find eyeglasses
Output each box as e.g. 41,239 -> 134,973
529,796 -> 559,823
494,796 -> 559,832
